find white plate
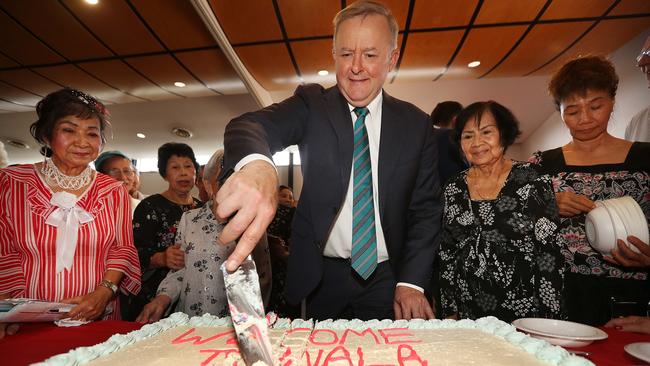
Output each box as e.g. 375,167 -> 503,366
512,318 -> 608,342
625,342 -> 650,363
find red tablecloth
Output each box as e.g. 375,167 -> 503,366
1,321 -> 649,365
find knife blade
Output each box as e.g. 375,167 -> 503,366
222,255 -> 274,365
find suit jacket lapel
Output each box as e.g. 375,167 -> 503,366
378,91 -> 405,220
324,87 -> 354,195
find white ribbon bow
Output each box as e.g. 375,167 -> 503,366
45,192 -> 94,274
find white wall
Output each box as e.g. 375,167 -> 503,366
520,30 -> 650,157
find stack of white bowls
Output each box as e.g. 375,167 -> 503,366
585,196 -> 649,255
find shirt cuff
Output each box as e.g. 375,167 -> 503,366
235,154 -> 276,172
396,282 -> 424,293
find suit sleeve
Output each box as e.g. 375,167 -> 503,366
397,120 -> 442,288
221,85 -> 318,179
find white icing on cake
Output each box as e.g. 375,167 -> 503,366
34,314 -> 593,366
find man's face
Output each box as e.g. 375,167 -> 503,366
333,14 -> 399,107
638,36 -> 650,88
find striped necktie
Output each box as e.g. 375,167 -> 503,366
351,107 -> 377,280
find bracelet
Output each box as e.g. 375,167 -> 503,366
98,279 -> 118,295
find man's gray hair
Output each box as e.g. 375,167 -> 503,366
333,0 -> 398,50
203,149 -> 224,183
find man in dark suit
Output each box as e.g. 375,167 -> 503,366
431,101 -> 468,186
215,1 -> 441,320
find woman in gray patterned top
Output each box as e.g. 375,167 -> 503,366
439,101 -> 565,322
135,150 -> 271,323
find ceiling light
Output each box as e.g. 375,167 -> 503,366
136,133 -> 146,139
1,138 -> 30,149
174,81 -> 186,88
171,127 -> 193,138
85,0 -> 99,4
468,61 -> 481,68
317,70 -> 329,76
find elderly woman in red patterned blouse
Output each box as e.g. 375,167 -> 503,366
0,88 -> 141,338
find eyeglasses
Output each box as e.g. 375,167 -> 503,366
106,168 -> 135,177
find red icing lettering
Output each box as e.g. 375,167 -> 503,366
309,329 -> 339,345
198,349 -> 240,366
397,344 -> 427,366
305,349 -> 324,366
171,328 -> 237,346
287,327 -> 312,335
357,347 -> 364,366
339,328 -> 381,345
279,347 -> 293,366
378,328 -> 421,345
323,346 -> 353,366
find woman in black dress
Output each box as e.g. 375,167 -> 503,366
122,142 -> 203,320
531,56 -> 650,326
439,101 -> 565,322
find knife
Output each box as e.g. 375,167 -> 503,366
222,255 -> 275,365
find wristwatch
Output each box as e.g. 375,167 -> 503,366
98,279 -> 118,295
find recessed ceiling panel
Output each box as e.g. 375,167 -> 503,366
175,50 -> 247,95
440,26 -> 527,80
488,22 -> 592,77
380,0 -> 410,31
34,64 -> 142,104
278,0 -> 340,39
209,0 -> 282,44
61,0 -> 162,55
291,39 -> 336,87
1,0 -> 111,60
0,53 -> 20,69
395,31 -> 464,82
0,81 -> 40,107
475,0 -> 547,24
0,10 -> 64,65
78,60 -> 172,101
0,69 -> 62,98
127,55 -> 215,98
541,0 -> 613,20
531,19 -> 650,76
131,0 -> 217,50
609,0 -> 650,15
236,44 -> 298,90
0,100 -> 33,113
411,0 -> 478,29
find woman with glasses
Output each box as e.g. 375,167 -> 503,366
95,151 -> 140,213
438,101 -> 565,323
530,56 -> 650,326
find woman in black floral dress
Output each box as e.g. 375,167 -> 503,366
439,101 -> 565,323
531,56 -> 650,326
121,143 -> 203,320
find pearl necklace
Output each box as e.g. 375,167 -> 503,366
41,158 -> 92,190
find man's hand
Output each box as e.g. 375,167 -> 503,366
215,160 -> 278,271
605,236 -> 650,268
605,316 -> 650,334
62,287 -> 114,321
555,192 -> 595,217
136,296 -> 171,324
393,286 -> 434,320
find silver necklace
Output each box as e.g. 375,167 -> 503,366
41,158 -> 92,190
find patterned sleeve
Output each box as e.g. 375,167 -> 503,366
133,198 -> 161,271
438,184 -> 458,317
0,171 -> 24,297
156,213 -> 187,303
106,186 -> 142,295
526,173 -> 566,319
527,150 -> 543,165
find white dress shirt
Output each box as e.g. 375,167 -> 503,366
235,91 -> 422,292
